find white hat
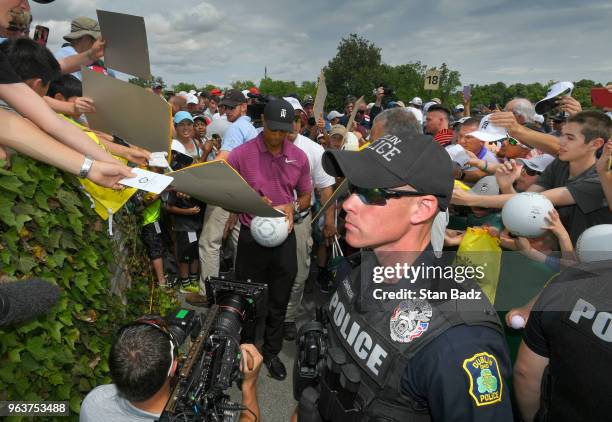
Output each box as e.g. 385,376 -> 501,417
467,114 -> 507,143
242,89 -> 250,99
283,97 -> 304,113
535,81 -> 574,114
445,144 -> 470,167
343,131 -> 359,151
534,114 -> 545,124
451,116 -> 470,127
469,175 -> 500,196
410,97 -> 423,106
455,104 -> 465,111
517,154 -> 555,173
327,110 -> 344,120
186,94 -> 199,105
367,102 -> 375,110
423,101 -> 437,113
606,112 -> 612,121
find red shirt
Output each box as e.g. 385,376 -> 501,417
433,128 -> 454,147
227,133 -> 312,227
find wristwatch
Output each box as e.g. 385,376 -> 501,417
79,155 -> 94,178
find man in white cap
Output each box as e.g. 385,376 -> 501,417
327,110 -> 343,125
282,97 -> 336,341
458,115 -> 503,183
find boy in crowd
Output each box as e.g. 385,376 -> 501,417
453,111 -> 612,244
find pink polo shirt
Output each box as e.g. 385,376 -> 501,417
227,132 -> 312,227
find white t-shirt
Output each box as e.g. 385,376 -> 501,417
293,134 -> 336,190
171,139 -> 202,160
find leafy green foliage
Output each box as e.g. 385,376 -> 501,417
0,155 -> 177,421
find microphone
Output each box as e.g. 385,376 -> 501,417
0,279 -> 61,327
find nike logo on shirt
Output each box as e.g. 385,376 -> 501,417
285,159 -> 297,164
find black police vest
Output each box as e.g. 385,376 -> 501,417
537,260 -> 612,422
320,259 -> 503,422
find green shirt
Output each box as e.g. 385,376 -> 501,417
142,199 -> 161,226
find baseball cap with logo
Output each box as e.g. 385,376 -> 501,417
63,17 -> 100,42
468,114 -> 507,143
322,132 -> 453,210
219,89 -> 247,107
517,154 -> 555,173
303,95 -> 314,105
535,81 -> 574,115
469,175 -> 500,196
263,99 -> 295,132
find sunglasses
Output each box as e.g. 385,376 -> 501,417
522,167 -> 541,177
507,137 -> 533,149
348,182 -> 435,206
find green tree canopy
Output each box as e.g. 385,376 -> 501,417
127,75 -> 165,89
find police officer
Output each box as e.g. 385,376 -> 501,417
295,130 -> 514,421
514,259 -> 612,422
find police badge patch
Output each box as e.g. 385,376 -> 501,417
389,299 -> 432,343
462,352 -> 503,407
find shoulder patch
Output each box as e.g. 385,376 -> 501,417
462,352 -> 503,407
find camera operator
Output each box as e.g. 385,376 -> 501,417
293,130 -> 513,421
80,319 -> 262,422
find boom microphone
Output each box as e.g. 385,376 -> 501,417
0,279 -> 61,327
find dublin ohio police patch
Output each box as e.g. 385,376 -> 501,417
462,352 -> 503,407
389,299 -> 432,343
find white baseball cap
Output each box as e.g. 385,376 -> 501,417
327,110 -> 344,120
517,154 -> 555,173
534,114 -> 545,124
283,97 -> 304,113
186,94 -> 199,105
467,114 -> 507,143
455,104 -> 465,111
410,97 -> 423,106
535,81 -> 574,114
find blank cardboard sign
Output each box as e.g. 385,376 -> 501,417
97,10 -> 151,79
169,161 -> 284,218
83,67 -> 172,153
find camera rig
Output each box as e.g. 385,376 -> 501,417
158,276 -> 266,422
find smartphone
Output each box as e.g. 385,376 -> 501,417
463,85 -> 471,101
32,25 -> 49,46
591,88 -> 612,109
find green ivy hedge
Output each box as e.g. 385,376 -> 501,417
0,155 -> 176,421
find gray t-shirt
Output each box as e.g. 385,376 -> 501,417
536,158 -> 612,244
80,384 -> 160,422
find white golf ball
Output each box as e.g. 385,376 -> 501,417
510,315 -> 526,329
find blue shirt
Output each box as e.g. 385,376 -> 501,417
54,45 -> 117,81
220,116 -> 258,153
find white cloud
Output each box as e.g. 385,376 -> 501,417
27,0 -> 612,88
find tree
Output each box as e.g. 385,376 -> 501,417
258,77 -> 299,98
324,34 -> 383,110
231,80 -> 257,91
128,75 -> 165,89
173,82 -> 197,93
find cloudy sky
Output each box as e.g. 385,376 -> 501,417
31,0 -> 612,89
